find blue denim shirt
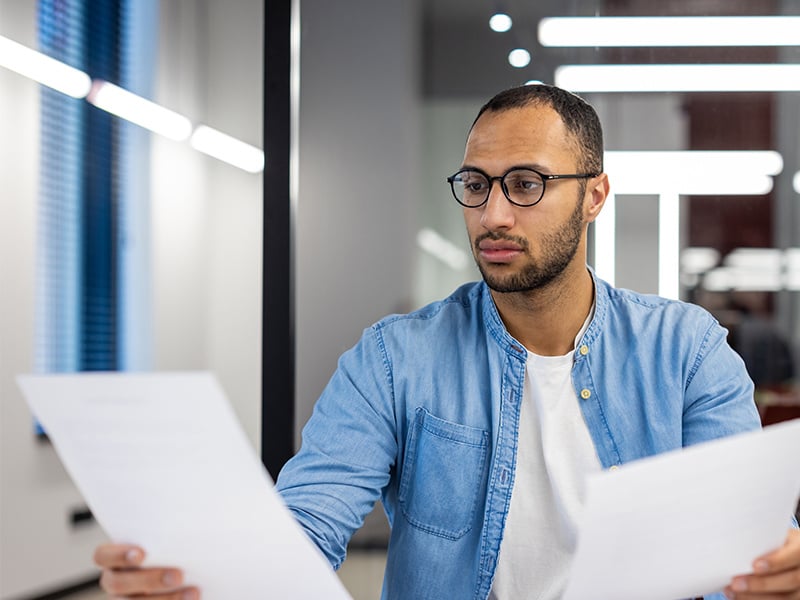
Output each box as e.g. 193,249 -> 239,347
276,274 -> 761,600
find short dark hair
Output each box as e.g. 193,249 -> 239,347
472,84 -> 604,174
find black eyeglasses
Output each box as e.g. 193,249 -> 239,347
446,167 -> 598,208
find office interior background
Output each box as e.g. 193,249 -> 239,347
2,0 -> 800,598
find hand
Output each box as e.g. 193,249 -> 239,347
724,528 -> 800,599
94,543 -> 200,599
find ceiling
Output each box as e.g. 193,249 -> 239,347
421,0 -> 800,98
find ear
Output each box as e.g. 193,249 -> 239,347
584,173 -> 610,224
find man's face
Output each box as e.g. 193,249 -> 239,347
461,104 -> 592,294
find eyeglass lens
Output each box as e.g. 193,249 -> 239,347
450,169 -> 545,207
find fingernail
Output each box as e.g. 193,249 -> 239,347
732,578 -> 748,592
182,589 -> 199,600
125,548 -> 143,563
754,559 -> 769,573
162,570 -> 179,586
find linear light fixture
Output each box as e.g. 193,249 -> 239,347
703,248 -> 788,291
794,171 -> 800,194
592,193 -> 615,286
539,16 -> 800,47
2,35 -> 263,173
88,81 -> 192,141
682,247 -> 720,275
704,266 -> 783,291
555,64 -> 800,93
604,150 -> 782,195
190,125 -> 265,173
0,34 -> 91,98
659,192 -> 681,299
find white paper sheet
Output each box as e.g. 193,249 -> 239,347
18,372 -> 353,600
563,419 -> 800,600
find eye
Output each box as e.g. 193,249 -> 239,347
465,181 -> 487,193
457,172 -> 489,194
506,172 -> 543,194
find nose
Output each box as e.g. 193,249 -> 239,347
480,179 -> 515,231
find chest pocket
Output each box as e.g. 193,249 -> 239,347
398,407 -> 490,540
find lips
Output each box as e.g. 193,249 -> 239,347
478,239 -> 524,263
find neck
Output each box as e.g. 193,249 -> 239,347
490,264 -> 594,356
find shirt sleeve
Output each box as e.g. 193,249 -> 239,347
275,324 -> 398,570
681,314 -> 761,447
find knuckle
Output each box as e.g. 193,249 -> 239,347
99,570 -> 122,594
746,577 -> 764,592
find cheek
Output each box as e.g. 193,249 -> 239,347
463,210 -> 482,233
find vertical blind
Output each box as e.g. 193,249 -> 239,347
36,0 -> 157,385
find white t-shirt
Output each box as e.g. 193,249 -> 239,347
489,319 -> 601,600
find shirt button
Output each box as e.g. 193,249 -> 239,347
579,344 -> 589,356
609,465 -> 619,471
580,388 -> 591,400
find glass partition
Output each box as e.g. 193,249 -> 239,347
413,0 -> 800,407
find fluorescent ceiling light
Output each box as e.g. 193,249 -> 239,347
794,171 -> 800,194
786,248 -> 800,270
659,192 -> 680,299
508,48 -> 531,68
539,16 -> 800,47
690,248 -> 800,292
703,267 -> 783,292
604,151 -> 782,195
724,248 -> 782,274
489,13 -> 513,33
555,64 -> 800,93
190,125 -> 265,173
88,81 -> 192,141
592,193 -> 616,286
606,151 -> 782,176
787,249 -> 800,291
681,248 -> 720,275
0,35 -> 91,98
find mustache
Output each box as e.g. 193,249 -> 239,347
473,231 -> 530,251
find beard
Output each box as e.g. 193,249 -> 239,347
472,193 -> 585,294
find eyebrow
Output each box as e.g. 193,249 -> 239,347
459,163 -> 554,174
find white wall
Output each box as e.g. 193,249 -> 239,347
0,0 -> 264,596
295,0 -> 421,546
295,0 -> 420,434
152,0 -> 264,447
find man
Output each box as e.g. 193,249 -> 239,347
94,84 -> 799,599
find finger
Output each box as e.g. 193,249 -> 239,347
108,587 -> 200,600
93,543 -> 146,568
727,567 -> 800,596
753,529 -> 800,574
723,589 -> 797,600
100,567 -> 186,596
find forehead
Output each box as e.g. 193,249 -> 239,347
463,105 -> 577,170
